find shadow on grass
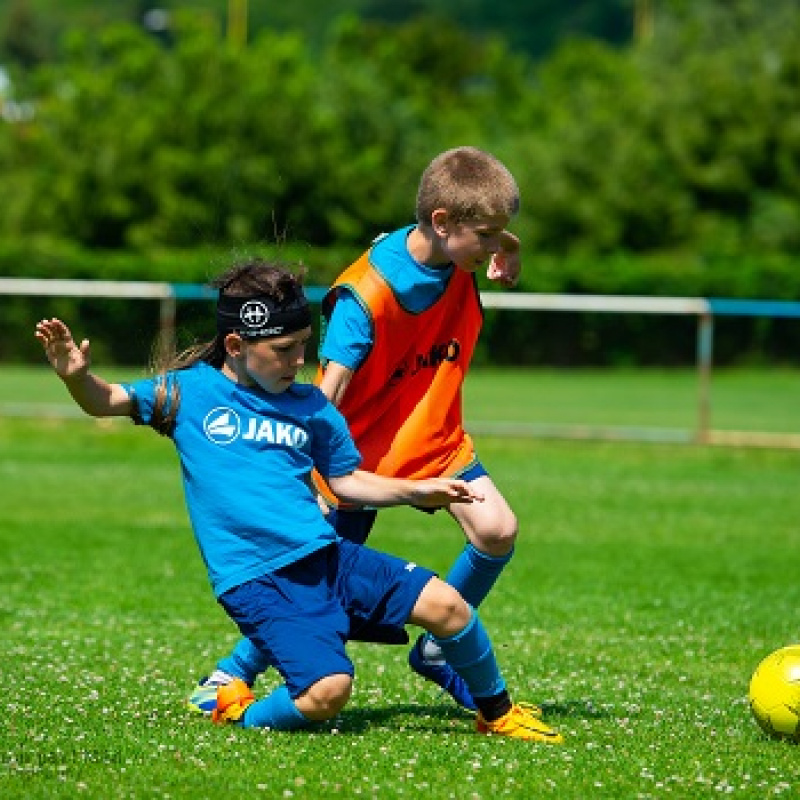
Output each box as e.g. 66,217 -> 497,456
310,697 -> 616,735
539,698 -> 617,720
323,702 -> 472,735
185,696 -> 616,735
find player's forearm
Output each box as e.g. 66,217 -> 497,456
327,470 -> 424,508
327,470 -> 480,509
317,361 -> 354,408
60,373 -> 131,417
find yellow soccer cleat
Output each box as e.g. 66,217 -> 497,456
476,702 -> 564,743
211,678 -> 255,725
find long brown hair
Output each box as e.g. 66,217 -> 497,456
147,259 -> 307,435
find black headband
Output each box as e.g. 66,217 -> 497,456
216,292 -> 311,339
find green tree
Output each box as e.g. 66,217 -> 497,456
1,11 -> 532,252
506,39 -> 694,256
506,0 -> 800,258
1,0 -> 49,66
308,14 -> 532,241
3,14 -> 326,249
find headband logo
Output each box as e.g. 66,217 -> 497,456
240,301 -> 270,329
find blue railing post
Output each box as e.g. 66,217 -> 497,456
696,311 -> 715,443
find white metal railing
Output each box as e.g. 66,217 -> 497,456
3,277 -> 799,447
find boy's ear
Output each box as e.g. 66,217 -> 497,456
224,332 -> 244,358
431,208 -> 450,236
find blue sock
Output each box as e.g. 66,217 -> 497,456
241,685 -> 310,730
444,543 -> 513,608
432,612 -> 506,698
217,638 -> 270,685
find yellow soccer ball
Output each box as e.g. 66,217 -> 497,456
749,645 -> 800,742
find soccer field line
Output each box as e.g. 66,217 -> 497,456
470,420 -> 800,449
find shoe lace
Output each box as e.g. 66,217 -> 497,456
513,701 -> 543,718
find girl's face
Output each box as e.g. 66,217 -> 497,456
433,211 -> 510,273
224,327 -> 312,394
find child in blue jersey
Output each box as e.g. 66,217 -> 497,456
201,146 -> 545,720
34,259 -> 562,742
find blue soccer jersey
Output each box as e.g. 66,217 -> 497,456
124,362 -> 361,597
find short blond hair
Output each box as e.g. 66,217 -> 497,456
415,146 -> 520,225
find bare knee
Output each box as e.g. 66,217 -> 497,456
450,479 -> 518,556
409,578 -> 472,638
475,509 -> 518,554
294,673 -> 353,721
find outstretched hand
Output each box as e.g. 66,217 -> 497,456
486,230 -> 521,288
486,249 -> 520,288
412,478 -> 485,509
34,318 -> 91,379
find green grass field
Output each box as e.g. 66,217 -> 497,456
465,366 -> 800,434
0,367 -> 800,440
2,367 -> 800,798
3,365 -> 799,437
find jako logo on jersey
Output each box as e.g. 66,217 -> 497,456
204,407 -> 242,445
389,340 -> 461,385
203,406 -> 309,448
388,357 -> 410,386
411,339 -> 461,376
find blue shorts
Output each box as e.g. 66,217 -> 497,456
330,461 -> 489,544
218,539 -> 435,698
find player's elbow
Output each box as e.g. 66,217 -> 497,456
326,473 -> 359,505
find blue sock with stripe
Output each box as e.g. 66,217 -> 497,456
444,543 -> 513,608
217,638 -> 271,685
432,611 -> 506,699
241,685 -> 310,730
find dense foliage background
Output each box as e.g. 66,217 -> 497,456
1,0 -> 636,65
2,0 -> 799,365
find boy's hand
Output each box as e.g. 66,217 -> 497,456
412,478 -> 485,508
34,318 -> 91,379
486,231 -> 521,287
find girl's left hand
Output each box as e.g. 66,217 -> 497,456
34,318 -> 92,379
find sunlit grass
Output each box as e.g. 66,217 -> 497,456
4,364 -> 797,436
463,366 -> 800,434
2,411 -> 800,798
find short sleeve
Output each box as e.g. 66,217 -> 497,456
121,374 -> 176,428
308,397 -> 361,478
319,290 -> 372,370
